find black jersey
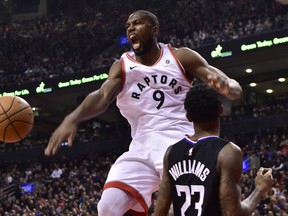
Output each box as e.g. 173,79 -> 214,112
167,136 -> 230,216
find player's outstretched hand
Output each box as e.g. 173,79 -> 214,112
44,116 -> 77,156
255,167 -> 273,197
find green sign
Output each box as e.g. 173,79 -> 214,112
58,73 -> 108,89
0,73 -> 108,97
241,36 -> 288,52
36,82 -> 52,93
0,89 -> 30,97
211,45 -> 232,58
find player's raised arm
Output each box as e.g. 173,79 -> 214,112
175,47 -> 242,101
45,60 -> 122,156
218,142 -> 273,216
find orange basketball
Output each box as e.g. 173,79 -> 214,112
0,95 -> 34,143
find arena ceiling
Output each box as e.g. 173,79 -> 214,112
26,44 -> 288,137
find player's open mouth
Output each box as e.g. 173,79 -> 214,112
129,35 -> 140,50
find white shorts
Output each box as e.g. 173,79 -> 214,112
103,130 -> 190,213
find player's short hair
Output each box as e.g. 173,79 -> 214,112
134,10 -> 159,28
184,83 -> 222,122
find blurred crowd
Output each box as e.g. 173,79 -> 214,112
0,0 -> 287,88
223,94 -> 288,121
0,153 -> 118,216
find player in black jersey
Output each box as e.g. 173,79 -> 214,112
154,83 -> 273,216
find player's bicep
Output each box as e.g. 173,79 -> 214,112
218,143 -> 243,216
79,60 -> 122,118
175,48 -> 211,81
96,60 -> 123,102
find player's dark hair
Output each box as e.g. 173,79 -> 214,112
135,10 -> 159,28
184,83 -> 222,123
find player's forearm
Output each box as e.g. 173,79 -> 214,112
222,188 -> 264,216
153,197 -> 171,216
239,187 -> 264,216
220,181 -> 263,216
154,180 -> 172,216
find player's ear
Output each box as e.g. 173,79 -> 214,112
186,113 -> 193,122
152,25 -> 159,38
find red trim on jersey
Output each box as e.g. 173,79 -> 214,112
125,45 -> 164,67
151,44 -> 163,66
167,43 -> 193,84
126,209 -> 147,216
120,58 -> 126,88
125,52 -> 138,63
104,181 -> 149,214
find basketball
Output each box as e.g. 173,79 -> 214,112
0,95 -> 34,143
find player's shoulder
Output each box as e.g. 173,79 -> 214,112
171,46 -> 202,60
218,141 -> 242,165
171,46 -> 192,52
107,59 -> 122,79
165,145 -> 173,157
220,141 -> 242,155
110,59 -> 122,70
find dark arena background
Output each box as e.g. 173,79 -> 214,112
0,0 -> 288,215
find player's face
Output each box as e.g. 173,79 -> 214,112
126,13 -> 156,55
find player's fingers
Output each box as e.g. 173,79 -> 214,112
209,80 -> 221,92
67,135 -> 75,147
45,133 -> 60,156
44,148 -> 49,156
207,74 -> 221,87
215,82 -> 221,88
67,138 -> 73,147
51,136 -> 62,155
257,167 -> 264,175
45,136 -> 55,156
207,74 -> 213,80
264,168 -> 273,176
67,127 -> 77,147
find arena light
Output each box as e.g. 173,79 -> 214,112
245,68 -> 253,73
249,83 -> 257,87
278,77 -> 286,82
266,89 -> 274,94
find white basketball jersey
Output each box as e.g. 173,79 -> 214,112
117,43 -> 194,139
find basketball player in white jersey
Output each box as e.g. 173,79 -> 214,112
45,10 -> 242,215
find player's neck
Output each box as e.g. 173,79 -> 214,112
190,121 -> 220,140
136,42 -> 161,66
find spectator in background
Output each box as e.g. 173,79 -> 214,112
51,165 -> 63,179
